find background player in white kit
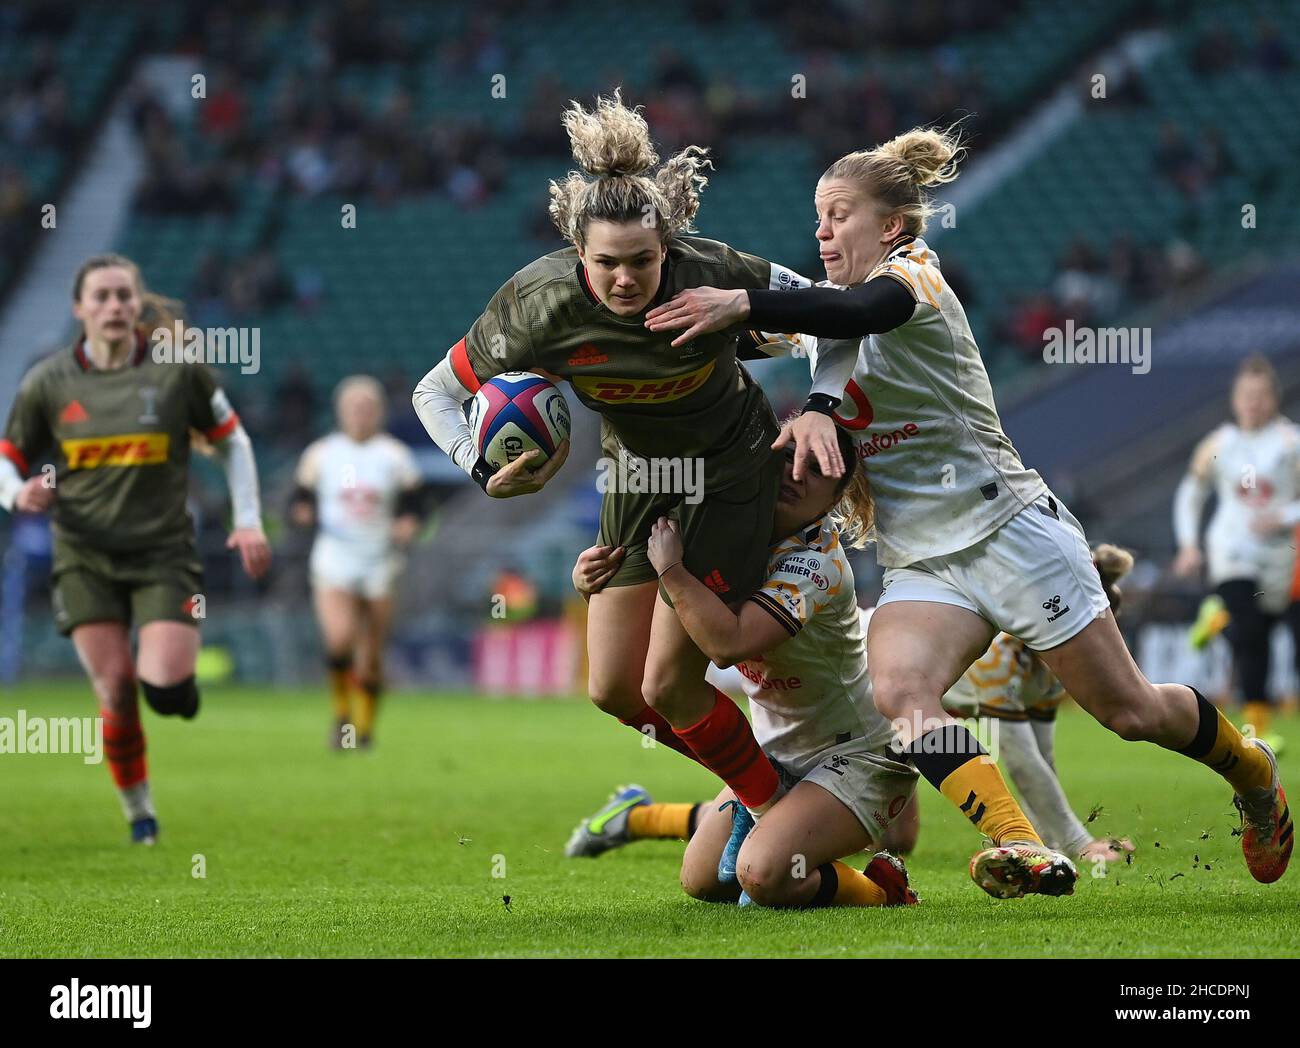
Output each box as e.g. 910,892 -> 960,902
566,428 -> 921,908
1174,355 -> 1300,750
646,125 -> 1293,896
291,376 -> 426,749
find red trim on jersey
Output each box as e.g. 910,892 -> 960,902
204,411 -> 241,443
449,338 -> 482,394
0,439 -> 29,476
73,332 -> 149,370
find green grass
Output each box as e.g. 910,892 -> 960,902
0,683 -> 1296,957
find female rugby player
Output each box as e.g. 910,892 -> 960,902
1174,354 -> 1300,749
413,93 -> 853,819
567,427 -> 919,908
0,254 -> 269,843
291,375 -> 426,749
646,126 -> 1291,895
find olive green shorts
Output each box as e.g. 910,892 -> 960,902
51,538 -> 203,636
597,449 -> 784,603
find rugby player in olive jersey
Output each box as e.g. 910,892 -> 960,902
414,93 -> 854,817
0,255 -> 270,844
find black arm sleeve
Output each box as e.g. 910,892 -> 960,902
746,276 -> 915,340
396,483 -> 432,520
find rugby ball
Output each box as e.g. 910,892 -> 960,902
468,372 -> 571,471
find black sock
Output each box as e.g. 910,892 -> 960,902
905,724 -> 988,791
140,676 -> 200,720
1176,687 -> 1219,759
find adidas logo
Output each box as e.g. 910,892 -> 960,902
702,569 -> 730,595
60,400 -> 89,424
567,343 -> 609,367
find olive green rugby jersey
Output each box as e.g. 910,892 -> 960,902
1,338 -> 242,552
450,237 -> 807,490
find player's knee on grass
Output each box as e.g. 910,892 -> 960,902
679,861 -> 739,903
735,841 -> 803,907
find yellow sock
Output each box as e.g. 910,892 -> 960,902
829,860 -> 887,907
328,668 -> 352,722
627,803 -> 695,841
1243,701 -> 1272,739
1196,706 -> 1273,794
940,755 -> 1042,845
354,680 -> 380,738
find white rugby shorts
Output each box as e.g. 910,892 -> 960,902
876,492 -> 1110,651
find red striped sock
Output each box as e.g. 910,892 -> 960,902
675,688 -> 779,810
102,703 -> 147,790
620,705 -> 699,763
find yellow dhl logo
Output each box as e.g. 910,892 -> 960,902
572,361 -> 714,403
62,433 -> 169,469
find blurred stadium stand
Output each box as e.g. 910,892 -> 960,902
2,0 -> 1298,688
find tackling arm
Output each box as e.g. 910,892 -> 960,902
657,564 -> 791,668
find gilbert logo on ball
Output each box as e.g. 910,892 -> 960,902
469,372 -> 571,470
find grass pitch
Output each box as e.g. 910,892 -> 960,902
1,682 -> 1296,958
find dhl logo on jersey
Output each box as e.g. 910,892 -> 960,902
61,433 -> 169,470
572,361 -> 715,404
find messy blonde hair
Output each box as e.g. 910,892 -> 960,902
72,253 -> 183,337
1092,543 -> 1135,614
548,90 -> 711,246
823,124 -> 966,236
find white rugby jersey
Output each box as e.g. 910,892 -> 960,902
764,236 -> 1046,567
297,431 -> 421,557
1174,417 -> 1300,597
942,631 -> 1066,720
742,515 -> 896,773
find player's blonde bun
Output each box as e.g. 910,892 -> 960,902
823,124 -> 966,235
549,89 -> 711,245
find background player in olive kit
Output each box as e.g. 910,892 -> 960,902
0,254 -> 270,844
290,375 -> 428,750
414,93 -> 854,821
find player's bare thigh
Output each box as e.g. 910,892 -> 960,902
136,621 -> 201,686
680,786 -> 740,902
641,589 -> 714,726
313,585 -> 362,656
1034,610 -> 1198,747
354,596 -> 395,680
867,600 -> 995,743
586,580 -> 658,718
737,781 -> 872,906
71,622 -> 136,711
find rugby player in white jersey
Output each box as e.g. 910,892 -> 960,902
1175,354 -> 1300,750
646,126 -> 1292,895
291,376 -> 426,749
566,427 -> 920,908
